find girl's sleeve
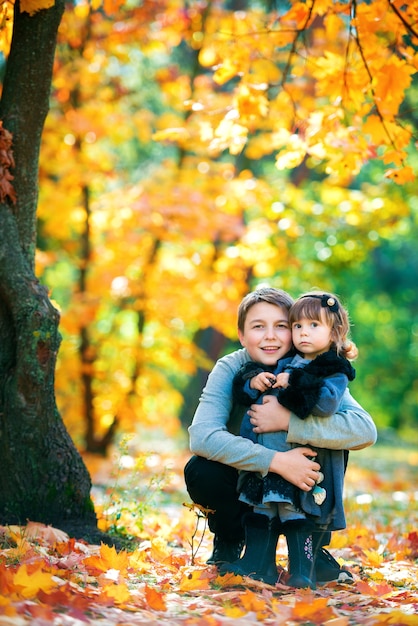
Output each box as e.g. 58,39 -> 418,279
232,361 -> 264,405
278,352 -> 355,419
279,371 -> 348,419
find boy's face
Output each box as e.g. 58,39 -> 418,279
238,302 -> 292,366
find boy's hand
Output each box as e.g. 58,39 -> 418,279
269,448 -> 320,491
248,395 -> 290,432
249,372 -> 277,391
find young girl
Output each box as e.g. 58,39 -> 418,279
220,291 -> 357,589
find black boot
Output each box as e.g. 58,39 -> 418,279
286,528 -> 316,589
312,532 -> 354,584
206,536 -> 245,565
218,513 -> 281,585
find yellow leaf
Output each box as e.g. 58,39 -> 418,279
152,127 -> 189,144
20,0 -> 54,15
150,536 -> 171,562
373,58 -> 415,115
385,166 -> 415,185
382,149 -> 407,167
275,147 -> 306,170
179,569 -> 211,591
250,59 -> 281,85
362,548 -> 384,567
13,564 -> 56,599
240,588 -> 266,612
362,115 -> 389,145
224,605 -> 247,617
102,582 -> 132,604
128,549 -> 153,573
213,59 -> 240,85
215,571 -> 245,587
236,87 -> 269,119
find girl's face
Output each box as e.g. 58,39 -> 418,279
291,310 -> 333,359
238,302 -> 292,366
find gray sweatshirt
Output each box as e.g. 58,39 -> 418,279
188,348 -> 377,477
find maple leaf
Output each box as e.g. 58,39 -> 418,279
102,582 -> 132,604
213,59 -> 241,85
179,568 -> 212,591
239,588 -> 267,613
13,564 -> 57,599
373,58 -> 415,116
150,536 -> 171,562
83,543 -> 129,574
25,522 -> 69,545
144,584 -> 167,611
356,580 -> 394,597
292,594 -> 337,622
183,502 -> 216,516
215,571 -> 246,587
407,531 -> 418,558
362,548 -> 384,567
385,167 -> 415,185
20,0 -> 55,16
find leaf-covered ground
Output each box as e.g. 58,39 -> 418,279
1,432 -> 417,625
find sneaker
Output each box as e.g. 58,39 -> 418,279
315,547 -> 354,584
206,536 -> 245,565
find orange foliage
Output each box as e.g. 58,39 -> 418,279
0,450 -> 417,623
1,0 -> 416,448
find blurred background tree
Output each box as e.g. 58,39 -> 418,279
4,0 -> 416,457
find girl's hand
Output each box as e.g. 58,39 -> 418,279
250,372 -> 277,392
274,372 -> 290,388
269,448 -> 320,491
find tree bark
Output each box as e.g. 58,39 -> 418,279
0,0 -> 96,528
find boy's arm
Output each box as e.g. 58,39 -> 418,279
286,389 -> 377,449
249,389 -> 377,450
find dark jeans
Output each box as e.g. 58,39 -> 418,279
184,455 -> 332,548
184,455 -> 249,542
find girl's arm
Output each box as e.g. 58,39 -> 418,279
279,372 -> 348,419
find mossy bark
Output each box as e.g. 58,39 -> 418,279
0,0 -> 96,529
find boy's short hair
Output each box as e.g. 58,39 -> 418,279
237,288 -> 294,332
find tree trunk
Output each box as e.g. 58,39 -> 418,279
0,0 -> 96,529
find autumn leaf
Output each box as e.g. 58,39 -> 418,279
292,594 -> 336,622
385,167 -> 415,185
179,568 -> 212,591
13,564 -> 57,599
25,522 -> 69,545
144,584 -> 167,611
362,548 -> 384,567
356,580 -> 394,597
239,588 -> 268,613
20,0 -> 55,15
0,122 -> 16,204
102,582 -> 132,604
83,543 -> 129,574
407,531 -> 418,558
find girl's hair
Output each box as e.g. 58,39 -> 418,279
289,291 -> 358,359
237,288 -> 294,332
